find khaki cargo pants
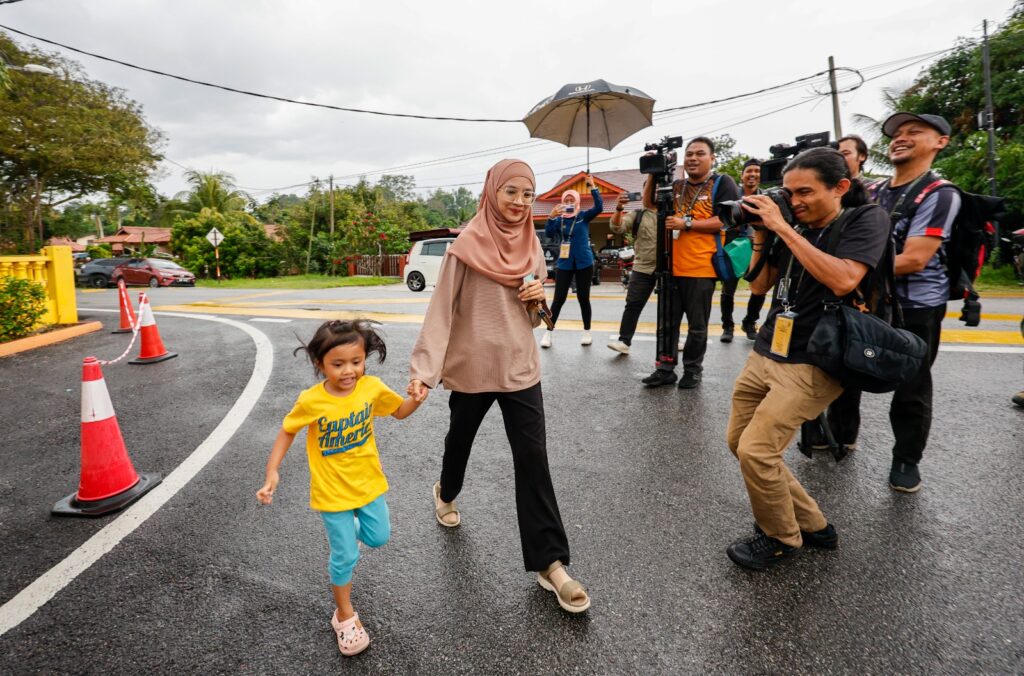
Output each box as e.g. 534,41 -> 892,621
726,352 -> 842,547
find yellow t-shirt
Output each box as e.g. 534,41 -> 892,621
282,375 -> 404,512
672,180 -> 718,278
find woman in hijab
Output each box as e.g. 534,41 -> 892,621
541,174 -> 603,348
408,159 -> 590,614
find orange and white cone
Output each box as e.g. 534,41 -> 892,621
130,292 -> 177,364
52,357 -> 161,517
112,278 -> 137,334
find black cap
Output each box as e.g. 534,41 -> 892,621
882,112 -> 951,138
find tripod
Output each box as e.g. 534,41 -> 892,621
653,179 -> 677,370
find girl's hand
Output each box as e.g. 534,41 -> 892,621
256,471 -> 279,505
741,195 -> 789,234
408,379 -> 429,402
550,204 -> 564,218
585,175 -> 596,190
518,278 -> 545,303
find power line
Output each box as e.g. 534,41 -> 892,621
0,23 -> 521,123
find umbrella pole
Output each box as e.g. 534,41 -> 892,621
586,96 -> 591,173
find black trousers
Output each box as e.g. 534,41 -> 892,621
719,278 -> 766,330
617,269 -> 657,345
439,383 -> 571,572
550,265 -> 593,330
657,277 -> 716,375
889,304 -> 945,465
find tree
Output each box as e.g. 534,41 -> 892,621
851,1 -> 1024,230
172,170 -> 251,219
0,33 -> 163,252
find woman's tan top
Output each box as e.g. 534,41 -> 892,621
409,252 -> 546,393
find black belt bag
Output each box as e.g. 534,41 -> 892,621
807,302 -> 927,393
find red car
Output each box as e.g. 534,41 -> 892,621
111,258 -> 196,287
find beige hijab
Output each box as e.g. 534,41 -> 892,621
448,159 -> 542,288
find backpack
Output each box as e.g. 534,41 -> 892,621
869,173 -> 1006,325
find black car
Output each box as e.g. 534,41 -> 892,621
76,257 -> 132,288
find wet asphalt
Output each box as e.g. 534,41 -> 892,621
0,286 -> 1022,674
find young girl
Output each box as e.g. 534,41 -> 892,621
256,319 -> 425,657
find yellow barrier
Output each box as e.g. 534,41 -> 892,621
0,246 -> 79,326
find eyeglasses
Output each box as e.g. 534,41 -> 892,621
499,186 -> 537,204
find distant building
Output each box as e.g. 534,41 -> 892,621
94,226 -> 173,256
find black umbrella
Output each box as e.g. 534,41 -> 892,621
523,79 -> 655,172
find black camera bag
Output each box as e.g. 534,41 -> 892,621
806,207 -> 928,393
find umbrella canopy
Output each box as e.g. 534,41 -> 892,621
523,79 -> 655,153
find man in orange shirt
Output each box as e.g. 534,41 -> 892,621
642,137 -> 740,388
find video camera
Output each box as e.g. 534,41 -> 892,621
639,135 -> 683,178
760,131 -> 837,186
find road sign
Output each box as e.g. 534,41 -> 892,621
205,227 -> 224,248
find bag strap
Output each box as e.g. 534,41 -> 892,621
631,209 -> 643,239
711,174 -> 723,203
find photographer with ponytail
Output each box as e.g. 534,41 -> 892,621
723,147 -> 888,571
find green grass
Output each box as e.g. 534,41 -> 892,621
195,275 -> 401,289
975,264 -> 1024,293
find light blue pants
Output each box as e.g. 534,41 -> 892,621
319,494 -> 390,586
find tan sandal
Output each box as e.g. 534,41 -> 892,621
537,563 -> 591,613
433,481 -> 460,527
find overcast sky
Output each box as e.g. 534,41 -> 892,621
1,0 -> 1016,201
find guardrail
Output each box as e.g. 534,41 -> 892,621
0,245 -> 79,325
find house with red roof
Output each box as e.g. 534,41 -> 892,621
93,226 -> 173,256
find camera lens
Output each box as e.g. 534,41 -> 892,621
716,200 -> 749,228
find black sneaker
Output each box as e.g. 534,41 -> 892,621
677,372 -> 701,389
720,327 -> 734,343
642,370 -> 677,387
1013,391 -> 1024,408
742,321 -> 758,341
755,522 -> 838,550
889,461 -> 922,493
726,532 -> 797,571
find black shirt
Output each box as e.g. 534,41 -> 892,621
754,204 -> 890,364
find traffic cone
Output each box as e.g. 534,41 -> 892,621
112,278 -> 137,334
52,357 -> 161,517
129,292 -> 177,364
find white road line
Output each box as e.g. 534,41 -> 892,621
0,313 -> 273,638
939,345 -> 1024,354
250,318 -> 292,323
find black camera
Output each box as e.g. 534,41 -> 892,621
640,135 -> 683,177
717,187 -> 795,229
627,191 -> 642,201
760,131 -> 838,186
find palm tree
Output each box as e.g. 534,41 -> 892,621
173,170 -> 251,219
851,83 -> 910,175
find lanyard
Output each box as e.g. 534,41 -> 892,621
676,175 -> 713,216
885,172 -> 929,224
562,214 -> 580,241
777,209 -> 844,311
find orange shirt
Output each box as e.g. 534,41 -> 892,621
671,179 -> 718,278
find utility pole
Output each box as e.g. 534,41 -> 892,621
981,19 -> 1000,258
306,185 -> 318,274
329,174 -> 335,236
828,56 -> 843,139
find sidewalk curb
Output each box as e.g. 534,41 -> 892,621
0,321 -> 104,358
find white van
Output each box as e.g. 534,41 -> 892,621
404,237 -> 456,291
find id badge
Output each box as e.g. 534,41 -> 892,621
559,243 -> 570,259
770,311 -> 798,358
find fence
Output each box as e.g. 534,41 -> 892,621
0,246 -> 79,326
351,254 -> 404,277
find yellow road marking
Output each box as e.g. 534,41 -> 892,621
196,289 -> 295,305
154,303 -> 1024,345
210,297 -> 433,308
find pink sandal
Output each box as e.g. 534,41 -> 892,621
331,611 -> 370,656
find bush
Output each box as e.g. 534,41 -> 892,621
0,277 -> 47,342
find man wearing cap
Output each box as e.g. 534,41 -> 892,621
875,112 -> 960,493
